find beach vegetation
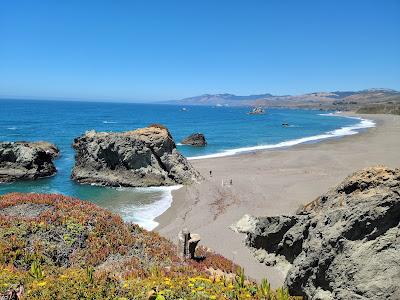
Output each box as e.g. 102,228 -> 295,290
0,193 -> 301,299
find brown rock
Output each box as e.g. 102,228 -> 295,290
71,125 -> 202,187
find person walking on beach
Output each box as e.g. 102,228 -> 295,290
209,170 -> 212,177
230,179 -> 233,185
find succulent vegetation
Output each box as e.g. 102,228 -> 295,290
0,193 -> 300,299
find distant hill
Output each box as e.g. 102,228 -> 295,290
163,88 -> 400,113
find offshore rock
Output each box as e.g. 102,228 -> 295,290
181,133 -> 207,147
247,106 -> 265,115
234,166 -> 400,300
71,125 -> 202,187
0,141 -> 58,183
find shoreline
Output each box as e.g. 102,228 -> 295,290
187,112 -> 375,160
154,113 -> 400,286
139,111 -> 373,230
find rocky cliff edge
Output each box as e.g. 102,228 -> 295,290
232,166 -> 400,300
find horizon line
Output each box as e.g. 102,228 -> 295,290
1,87 -> 398,104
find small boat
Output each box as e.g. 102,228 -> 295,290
247,106 -> 265,115
181,107 -> 187,111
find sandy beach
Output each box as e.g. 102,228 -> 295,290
155,113 -> 400,287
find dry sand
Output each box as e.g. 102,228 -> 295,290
155,113 -> 400,287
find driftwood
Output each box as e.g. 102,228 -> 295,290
0,285 -> 24,300
178,228 -> 201,259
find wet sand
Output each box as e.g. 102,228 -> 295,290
155,113 -> 400,287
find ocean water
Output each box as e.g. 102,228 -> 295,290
0,99 -> 374,229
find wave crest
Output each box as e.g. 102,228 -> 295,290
188,115 -> 375,160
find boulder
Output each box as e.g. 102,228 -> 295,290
233,166 -> 400,299
181,133 -> 207,147
0,141 -> 58,182
71,124 -> 202,187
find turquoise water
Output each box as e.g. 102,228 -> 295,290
0,99 -> 374,229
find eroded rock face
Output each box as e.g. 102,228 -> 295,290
71,125 -> 202,187
0,141 -> 58,182
234,166 -> 400,300
33,141 -> 60,158
181,133 -> 207,147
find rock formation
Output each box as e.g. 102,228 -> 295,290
0,141 -> 59,182
71,124 -> 202,187
181,133 -> 207,147
247,107 -> 265,115
232,166 -> 400,300
178,229 -> 202,259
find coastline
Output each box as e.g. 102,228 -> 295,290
154,113 -> 400,286
187,112 -> 375,160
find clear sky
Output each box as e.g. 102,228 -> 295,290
0,0 -> 399,101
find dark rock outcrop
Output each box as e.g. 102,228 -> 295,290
233,166 -> 400,300
181,133 -> 207,147
0,141 -> 59,183
71,125 -> 202,187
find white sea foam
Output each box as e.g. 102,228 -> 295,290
116,185 -> 182,231
176,143 -> 183,146
318,111 -> 346,116
6,127 -> 17,130
188,115 -> 375,160
102,121 -> 117,124
318,112 -> 336,116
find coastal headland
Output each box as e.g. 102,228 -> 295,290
155,113 -> 400,286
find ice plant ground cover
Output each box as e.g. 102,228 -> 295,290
0,193 -> 300,299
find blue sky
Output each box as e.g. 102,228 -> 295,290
0,0 -> 399,101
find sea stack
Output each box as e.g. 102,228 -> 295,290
181,133 -> 207,147
247,106 -> 265,115
71,124 -> 202,187
0,141 -> 59,182
232,166 -> 400,299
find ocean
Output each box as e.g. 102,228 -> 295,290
0,99 -> 375,229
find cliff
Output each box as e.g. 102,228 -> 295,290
181,133 -> 207,146
356,103 -> 400,115
233,166 -> 400,299
71,125 -> 201,187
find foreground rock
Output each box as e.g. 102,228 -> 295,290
233,166 -> 400,299
181,133 -> 207,146
0,141 -> 59,183
71,124 -> 202,187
